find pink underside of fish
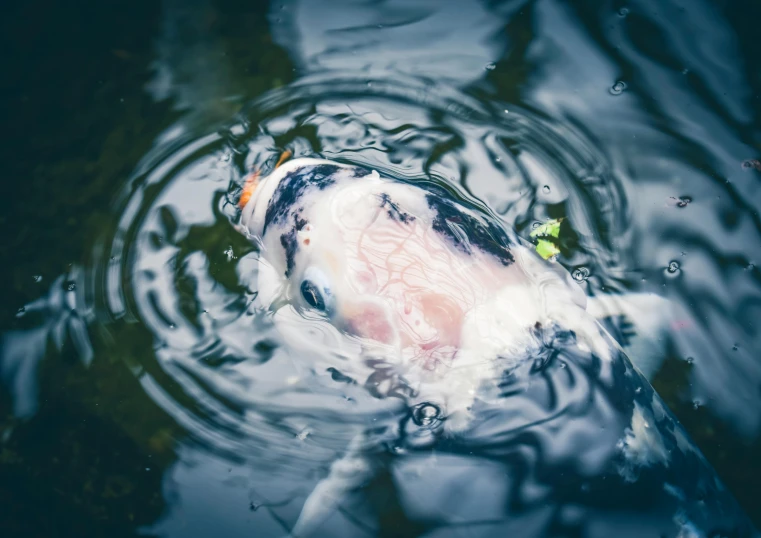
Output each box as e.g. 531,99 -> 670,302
324,183 -> 511,371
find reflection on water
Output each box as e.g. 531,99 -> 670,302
1,0 -> 761,536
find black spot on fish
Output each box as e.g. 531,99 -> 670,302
327,367 -> 356,384
280,212 -> 308,277
426,194 -> 514,265
378,193 -> 415,224
600,314 -> 636,348
264,164 -> 341,233
280,232 -> 299,277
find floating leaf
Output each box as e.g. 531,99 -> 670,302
530,218 -> 562,239
535,239 -> 560,260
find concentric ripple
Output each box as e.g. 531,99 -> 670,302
88,74 -> 628,470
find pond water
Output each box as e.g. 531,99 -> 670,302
1,0 -> 760,536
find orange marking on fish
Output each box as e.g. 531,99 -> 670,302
238,170 -> 260,209
275,150 -> 292,169
239,152 -> 291,209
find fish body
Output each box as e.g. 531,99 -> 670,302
241,157 -> 609,427
239,157 -> 756,538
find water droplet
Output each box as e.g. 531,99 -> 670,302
485,62 -> 496,71
32,275 -> 42,283
609,81 -> 627,95
618,7 -> 629,17
572,267 -> 590,282
542,185 -> 551,194
412,403 -> 440,426
666,261 -> 680,274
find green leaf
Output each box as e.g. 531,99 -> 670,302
529,218 -> 562,239
535,239 -> 560,260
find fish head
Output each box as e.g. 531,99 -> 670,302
240,157 -> 518,369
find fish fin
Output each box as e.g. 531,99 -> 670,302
290,434 -> 378,537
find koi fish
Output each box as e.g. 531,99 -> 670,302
237,157 -> 754,538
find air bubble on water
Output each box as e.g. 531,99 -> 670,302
666,261 -> 680,274
224,246 -> 236,261
572,267 -> 590,282
485,63 -> 496,71
32,275 -> 42,283
681,68 -> 689,75
692,400 -> 701,410
746,262 -> 755,270
609,81 -> 627,95
296,429 -> 310,441
249,502 -> 260,512
732,344 -> 739,351
504,109 -> 509,114
412,403 -> 440,426
531,222 -> 541,230
66,281 -> 76,291
618,7 -> 629,17
634,387 -> 642,394
686,356 -> 694,364
542,185 -> 551,194
16,306 -> 25,316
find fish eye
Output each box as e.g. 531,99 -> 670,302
299,267 -> 334,314
301,280 -> 325,310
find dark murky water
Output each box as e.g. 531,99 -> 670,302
2,0 -> 761,536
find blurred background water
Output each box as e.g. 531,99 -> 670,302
1,0 -> 760,536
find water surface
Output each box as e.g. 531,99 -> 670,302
1,0 -> 760,536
